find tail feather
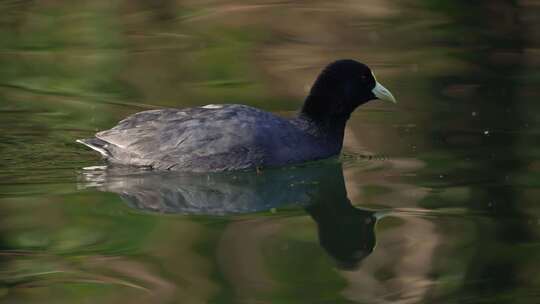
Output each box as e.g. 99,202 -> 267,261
76,138 -> 111,158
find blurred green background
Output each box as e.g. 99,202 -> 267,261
1,0 -> 540,303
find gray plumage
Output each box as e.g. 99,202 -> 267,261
78,104 -> 342,172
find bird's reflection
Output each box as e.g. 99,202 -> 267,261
80,161 -> 379,269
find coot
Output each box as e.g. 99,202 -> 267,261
77,59 -> 396,172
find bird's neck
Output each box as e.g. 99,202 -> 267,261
294,111 -> 349,153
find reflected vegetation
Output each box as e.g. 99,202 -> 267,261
1,0 -> 540,303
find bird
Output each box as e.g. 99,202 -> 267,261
77,59 -> 396,172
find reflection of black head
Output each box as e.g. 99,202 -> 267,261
307,201 -> 376,270
305,164 -> 377,270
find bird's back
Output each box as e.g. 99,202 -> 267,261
82,104 -> 321,171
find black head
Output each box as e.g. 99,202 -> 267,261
301,59 -> 395,120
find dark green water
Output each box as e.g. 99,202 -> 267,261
2,1 -> 540,303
